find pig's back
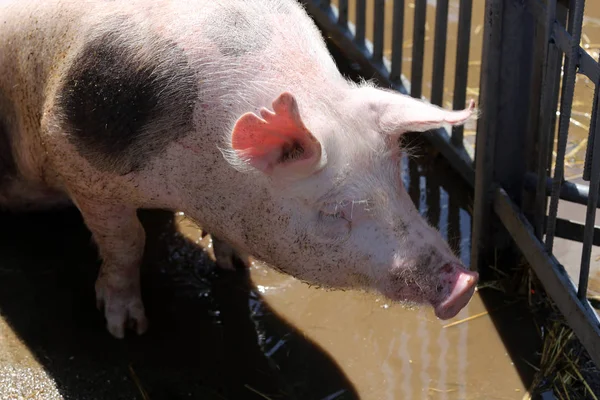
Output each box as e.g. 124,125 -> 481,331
0,0 -> 342,207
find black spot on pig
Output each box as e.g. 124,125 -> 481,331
58,26 -> 198,174
206,7 -> 270,57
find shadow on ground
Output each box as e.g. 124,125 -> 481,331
0,207 -> 359,400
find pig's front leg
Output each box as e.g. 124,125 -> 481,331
75,199 -> 148,339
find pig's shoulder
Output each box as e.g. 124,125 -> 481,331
56,18 -> 198,175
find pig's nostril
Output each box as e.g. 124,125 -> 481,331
441,263 -> 454,273
436,285 -> 443,293
433,265 -> 479,320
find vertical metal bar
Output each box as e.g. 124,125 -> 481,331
411,0 -> 427,98
338,0 -> 349,28
545,0 -> 586,251
355,0 -> 367,48
584,85 -> 598,181
372,0 -> 385,64
578,84 -> 600,300
431,0 -> 449,106
390,0 -> 405,82
451,0 -> 473,147
533,0 -> 559,239
471,0 -> 504,272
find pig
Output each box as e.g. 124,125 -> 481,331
0,0 -> 479,339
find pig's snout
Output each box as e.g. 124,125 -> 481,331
432,263 -> 478,320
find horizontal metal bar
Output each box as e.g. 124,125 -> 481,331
494,187 -> 600,368
301,1 -> 476,187
527,0 -> 600,83
524,173 -> 597,208
553,217 -> 600,247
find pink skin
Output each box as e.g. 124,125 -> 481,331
1,0 -> 479,338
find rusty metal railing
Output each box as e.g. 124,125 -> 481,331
302,0 -> 600,367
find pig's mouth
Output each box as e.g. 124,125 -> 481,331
382,262 -> 479,320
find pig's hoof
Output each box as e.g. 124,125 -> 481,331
95,280 -> 148,339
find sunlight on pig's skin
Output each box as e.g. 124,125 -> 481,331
0,0 -> 477,338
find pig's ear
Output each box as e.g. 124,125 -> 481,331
373,90 -> 476,134
231,92 -> 324,178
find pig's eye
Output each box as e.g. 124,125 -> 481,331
315,206 -> 352,243
319,210 -> 346,221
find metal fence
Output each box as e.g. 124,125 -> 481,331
301,0 -> 600,367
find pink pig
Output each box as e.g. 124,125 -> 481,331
0,0 -> 478,338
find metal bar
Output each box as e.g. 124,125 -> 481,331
584,86 -> 598,181
451,0 -> 473,147
471,0 -> 504,272
551,16 -> 600,83
525,173 -> 600,208
494,187 -> 600,368
527,0 -> 600,85
545,0 -> 585,252
578,83 -> 600,300
390,0 -> 405,82
337,0 -> 349,28
533,0 -> 559,239
354,0 -> 367,48
372,0 -> 385,64
431,0 -> 449,106
553,217 -> 600,247
411,0 -> 427,98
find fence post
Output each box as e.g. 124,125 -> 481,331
471,0 -> 536,274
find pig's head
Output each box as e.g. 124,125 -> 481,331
225,85 -> 478,320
